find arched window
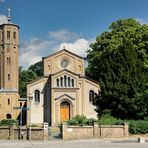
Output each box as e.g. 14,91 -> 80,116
13,31 -> 16,39
35,90 -> 40,103
7,30 -> 10,39
68,77 -> 70,87
57,78 -> 59,87
72,79 -> 74,87
7,57 -> 11,64
8,99 -> 10,105
6,113 -> 11,119
60,77 -> 63,87
8,74 -> 10,80
89,90 -> 94,102
64,75 -> 67,87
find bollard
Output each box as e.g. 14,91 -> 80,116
138,137 -> 145,143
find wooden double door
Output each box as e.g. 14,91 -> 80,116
60,101 -> 70,122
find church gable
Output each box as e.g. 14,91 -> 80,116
43,49 -> 85,76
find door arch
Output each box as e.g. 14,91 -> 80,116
60,101 -> 70,122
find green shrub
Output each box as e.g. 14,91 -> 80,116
0,119 -> 18,126
66,115 -> 95,126
128,120 -> 148,134
98,114 -> 122,125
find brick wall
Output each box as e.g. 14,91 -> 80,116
62,123 -> 128,140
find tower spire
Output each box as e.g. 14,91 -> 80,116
7,7 -> 11,23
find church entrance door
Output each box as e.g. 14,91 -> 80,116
60,101 -> 70,122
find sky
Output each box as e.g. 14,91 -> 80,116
0,0 -> 148,68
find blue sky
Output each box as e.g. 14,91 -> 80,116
0,0 -> 148,68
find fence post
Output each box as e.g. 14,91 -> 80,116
43,122 -> 49,140
124,122 -> 128,137
62,123 -> 67,140
9,123 -> 16,140
93,123 -> 99,138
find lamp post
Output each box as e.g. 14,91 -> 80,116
28,93 -> 33,141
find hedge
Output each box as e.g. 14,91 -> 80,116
128,120 -> 148,134
0,119 -> 18,126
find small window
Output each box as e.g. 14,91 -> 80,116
6,113 -> 11,119
64,75 -> 67,87
60,77 -> 63,87
7,57 -> 11,64
48,65 -> 50,70
79,65 -> 81,71
89,90 -> 94,102
68,77 -> 70,87
20,102 -> 22,107
8,99 -> 10,105
57,78 -> 59,87
72,79 -> 74,87
7,30 -> 10,39
8,74 -> 10,80
13,31 -> 16,39
35,90 -> 40,103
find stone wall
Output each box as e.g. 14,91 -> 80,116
0,122 -> 49,140
0,126 -> 9,139
62,123 -> 128,140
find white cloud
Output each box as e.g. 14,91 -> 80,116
48,29 -> 79,41
0,14 -> 8,25
19,38 -> 52,69
59,39 -> 90,57
0,0 -> 5,2
136,18 -> 148,24
19,29 -> 93,69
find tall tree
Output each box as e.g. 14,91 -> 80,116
28,61 -> 43,77
19,67 -> 37,97
87,18 -> 148,119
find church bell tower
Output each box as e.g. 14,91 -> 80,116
0,8 -> 20,120
0,8 -> 19,90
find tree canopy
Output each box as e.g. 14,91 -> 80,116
19,67 -> 37,97
19,60 -> 43,97
87,18 -> 148,120
28,61 -> 43,77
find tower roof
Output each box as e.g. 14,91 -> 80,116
0,8 -> 19,28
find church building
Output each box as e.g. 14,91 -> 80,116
27,49 -> 100,126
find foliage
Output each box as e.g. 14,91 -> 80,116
87,18 -> 148,120
128,120 -> 148,134
28,61 -> 43,77
19,61 -> 43,97
19,67 -> 37,97
98,113 -> 123,125
0,119 -> 18,126
66,115 -> 95,126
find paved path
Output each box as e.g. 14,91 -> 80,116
0,139 -> 148,148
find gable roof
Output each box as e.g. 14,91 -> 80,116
42,49 -> 86,60
55,94 -> 75,100
51,69 -> 80,77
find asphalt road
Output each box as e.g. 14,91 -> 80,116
0,139 -> 148,148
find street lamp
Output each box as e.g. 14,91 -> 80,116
28,93 -> 33,141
